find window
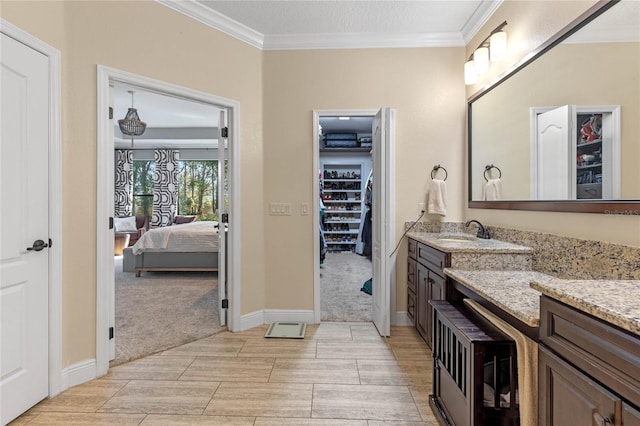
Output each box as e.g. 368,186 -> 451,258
177,160 -> 220,221
133,160 -> 154,218
130,158 -> 227,222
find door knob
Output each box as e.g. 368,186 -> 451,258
27,239 -> 49,252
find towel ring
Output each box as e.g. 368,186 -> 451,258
431,165 -> 448,181
484,164 -> 502,182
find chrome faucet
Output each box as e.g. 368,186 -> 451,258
465,219 -> 491,239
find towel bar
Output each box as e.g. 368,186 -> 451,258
431,165 -> 448,181
484,164 -> 502,182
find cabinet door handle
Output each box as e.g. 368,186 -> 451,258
593,413 -> 613,426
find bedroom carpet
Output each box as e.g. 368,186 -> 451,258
321,251 -> 373,322
112,256 -> 223,366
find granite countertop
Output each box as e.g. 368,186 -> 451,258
531,279 -> 640,337
444,269 -> 556,327
408,232 -> 532,254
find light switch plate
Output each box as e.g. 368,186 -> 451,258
269,202 -> 291,216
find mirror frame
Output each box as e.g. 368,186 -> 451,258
468,0 -> 640,215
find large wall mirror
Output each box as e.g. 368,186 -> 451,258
468,0 -> 640,214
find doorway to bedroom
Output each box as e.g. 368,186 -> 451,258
317,113 -> 374,323
110,82 -> 227,365
96,67 -> 240,375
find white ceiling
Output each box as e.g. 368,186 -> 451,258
113,83 -> 220,129
157,0 -> 503,50
113,82 -> 221,149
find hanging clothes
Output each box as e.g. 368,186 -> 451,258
361,170 -> 374,258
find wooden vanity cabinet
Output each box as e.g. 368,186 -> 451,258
539,296 -> 640,426
407,238 -> 448,346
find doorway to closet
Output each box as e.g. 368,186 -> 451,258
318,114 -> 374,323
313,108 -> 395,335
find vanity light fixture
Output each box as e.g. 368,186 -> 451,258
474,46 -> 490,75
118,90 -> 147,147
465,21 -> 508,85
464,60 -> 478,85
489,29 -> 507,62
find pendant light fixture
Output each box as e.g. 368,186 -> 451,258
118,90 -> 147,147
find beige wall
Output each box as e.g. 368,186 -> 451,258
2,0 -> 265,366
4,0 -> 635,374
465,0 -> 640,248
263,48 -> 466,312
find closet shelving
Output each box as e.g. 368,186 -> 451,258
322,164 -> 363,252
575,113 -> 604,199
570,107 -> 620,200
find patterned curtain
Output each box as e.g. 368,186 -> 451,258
114,150 -> 133,217
152,149 -> 179,227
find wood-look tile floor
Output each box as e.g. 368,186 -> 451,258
14,323 -> 439,425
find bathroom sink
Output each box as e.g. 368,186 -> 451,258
435,234 -> 476,242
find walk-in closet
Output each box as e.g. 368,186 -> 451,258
318,115 -> 374,322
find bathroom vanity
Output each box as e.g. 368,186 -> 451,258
533,280 -> 640,426
406,232 -> 531,346
405,231 -> 640,426
407,237 -> 448,345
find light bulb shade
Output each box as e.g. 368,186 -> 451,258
464,60 -> 478,85
118,108 -> 147,136
490,30 -> 507,62
474,47 -> 489,75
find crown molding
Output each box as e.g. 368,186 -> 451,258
155,0 -> 264,49
461,0 -> 504,45
157,0 -> 468,50
263,32 -> 465,50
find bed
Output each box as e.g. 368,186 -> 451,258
122,221 -> 220,276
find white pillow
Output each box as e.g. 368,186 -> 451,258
115,216 -> 137,232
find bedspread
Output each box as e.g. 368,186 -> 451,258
131,221 -> 219,254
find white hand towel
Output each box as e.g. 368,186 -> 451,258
427,179 -> 447,216
483,178 -> 502,201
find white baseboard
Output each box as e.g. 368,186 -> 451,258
61,359 -> 96,390
393,311 -> 414,326
239,309 -> 315,331
239,310 -> 264,331
264,309 -> 315,324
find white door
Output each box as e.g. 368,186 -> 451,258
1,33 -> 50,425
371,108 -> 394,336
532,105 -> 574,199
218,110 -> 228,326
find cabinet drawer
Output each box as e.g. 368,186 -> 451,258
407,288 -> 416,325
407,238 -> 417,260
417,243 -> 447,273
539,346 -> 620,426
407,258 -> 416,293
540,296 -> 640,405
